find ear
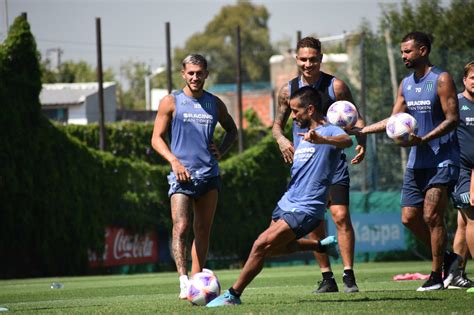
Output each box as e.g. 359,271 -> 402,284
419,45 -> 428,57
307,104 -> 315,115
181,69 -> 186,79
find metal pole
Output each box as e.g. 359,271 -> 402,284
95,17 -> 106,151
145,74 -> 151,110
236,25 -> 243,153
166,22 -> 172,94
360,32 -> 368,193
21,12 -> 26,20
384,29 -> 407,172
297,30 -> 302,46
4,0 -> 9,37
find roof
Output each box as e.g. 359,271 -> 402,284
40,82 -> 116,106
208,81 -> 271,94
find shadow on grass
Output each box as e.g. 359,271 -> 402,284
299,296 -> 442,303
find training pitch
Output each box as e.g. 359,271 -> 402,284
1,261 -> 473,314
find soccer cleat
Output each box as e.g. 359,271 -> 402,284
447,272 -> 474,289
179,277 -> 189,300
343,272 -> 359,293
320,236 -> 339,259
313,278 -> 339,293
206,290 -> 241,307
442,252 -> 462,288
416,274 -> 444,292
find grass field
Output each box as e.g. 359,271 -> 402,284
1,261 -> 473,314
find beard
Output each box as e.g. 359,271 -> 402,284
296,118 -> 311,129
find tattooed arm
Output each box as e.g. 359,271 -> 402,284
272,84 -> 294,163
419,72 -> 459,144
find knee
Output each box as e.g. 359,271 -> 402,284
252,236 -> 271,256
423,212 -> 442,227
401,211 -> 417,227
173,220 -> 190,235
333,213 -> 351,230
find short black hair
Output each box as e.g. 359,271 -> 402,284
290,86 -> 322,113
401,31 -> 433,54
182,54 -> 208,70
296,37 -> 322,53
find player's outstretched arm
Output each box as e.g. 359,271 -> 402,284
151,94 -> 190,182
361,82 -> 407,135
272,84 -> 294,163
215,97 -> 238,160
333,78 -> 366,164
298,130 -> 353,148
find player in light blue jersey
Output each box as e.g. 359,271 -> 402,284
360,32 -> 461,291
273,37 -> 366,294
151,54 -> 237,299
207,86 -> 353,307
450,61 -> 474,289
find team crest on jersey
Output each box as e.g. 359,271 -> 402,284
425,80 -> 434,92
181,100 -> 189,106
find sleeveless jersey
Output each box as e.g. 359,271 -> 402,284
401,66 -> 460,169
288,73 -> 349,186
278,124 -> 345,219
457,93 -> 474,169
169,89 -> 219,179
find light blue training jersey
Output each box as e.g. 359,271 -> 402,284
278,123 -> 345,219
169,89 -> 219,179
401,66 -> 459,169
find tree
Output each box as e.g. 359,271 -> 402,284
41,60 -> 115,84
173,0 -> 276,84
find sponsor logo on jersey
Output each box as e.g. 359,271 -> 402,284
407,85 -> 412,91
461,105 -> 470,111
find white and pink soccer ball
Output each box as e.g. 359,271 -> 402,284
326,100 -> 359,130
386,113 -> 418,144
187,269 -> 221,306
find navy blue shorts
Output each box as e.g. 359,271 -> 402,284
452,168 -> 473,210
401,165 -> 459,207
271,205 -> 323,239
167,175 -> 221,198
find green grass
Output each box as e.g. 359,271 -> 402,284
1,261 -> 473,314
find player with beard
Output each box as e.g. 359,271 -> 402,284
272,36 -> 366,293
359,32 -> 461,291
152,54 -> 237,299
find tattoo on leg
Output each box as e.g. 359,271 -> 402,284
171,195 -> 192,273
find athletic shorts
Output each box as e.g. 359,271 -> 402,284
452,167 -> 473,210
401,165 -> 459,207
271,205 -> 323,239
167,175 -> 221,198
328,184 -> 350,206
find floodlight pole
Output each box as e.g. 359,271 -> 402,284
236,25 -> 243,153
165,22 -> 173,94
96,17 -> 106,151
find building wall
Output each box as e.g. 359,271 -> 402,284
84,85 -> 117,124
215,90 -> 273,128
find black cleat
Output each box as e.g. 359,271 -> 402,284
342,272 -> 359,293
417,273 -> 444,291
443,251 -> 462,288
313,278 -> 339,293
448,272 -> 474,289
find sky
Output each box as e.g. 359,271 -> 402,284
2,0 -> 449,75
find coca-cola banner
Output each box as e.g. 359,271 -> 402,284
89,227 -> 158,267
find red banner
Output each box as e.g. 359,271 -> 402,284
88,227 -> 158,267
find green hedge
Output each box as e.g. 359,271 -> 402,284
57,122 -> 271,165
0,16 -> 170,278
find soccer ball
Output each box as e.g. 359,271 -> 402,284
187,270 -> 221,306
326,100 -> 359,130
386,113 -> 418,144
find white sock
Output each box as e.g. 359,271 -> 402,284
179,275 -> 189,285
